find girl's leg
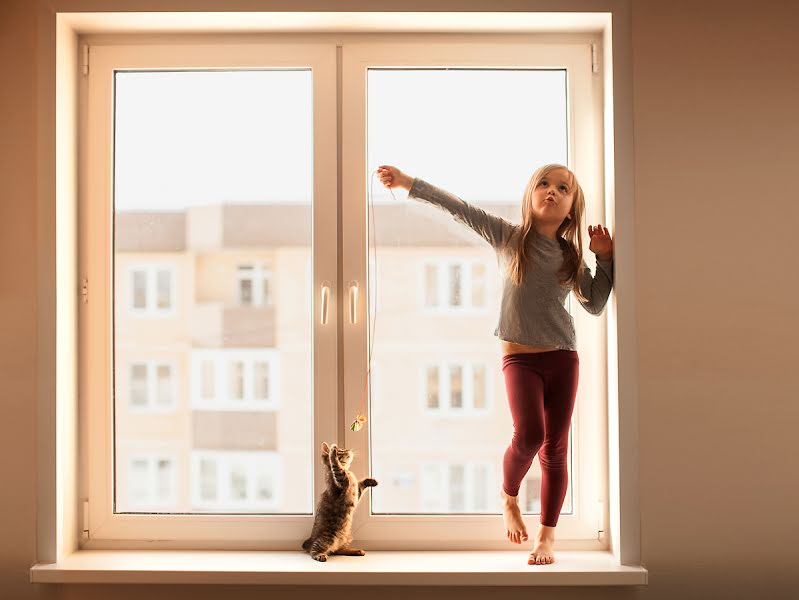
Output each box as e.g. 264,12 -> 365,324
537,351 -> 580,528
500,354 -> 547,544
501,356 -> 546,497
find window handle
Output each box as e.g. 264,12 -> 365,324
320,281 -> 331,325
348,280 -> 359,324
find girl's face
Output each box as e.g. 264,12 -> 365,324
531,168 -> 575,225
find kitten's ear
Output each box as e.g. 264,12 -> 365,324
321,442 -> 330,454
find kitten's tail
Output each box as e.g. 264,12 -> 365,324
302,537 -> 313,552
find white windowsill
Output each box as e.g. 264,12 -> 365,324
31,550 -> 648,586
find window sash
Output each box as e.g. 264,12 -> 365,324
82,42 -> 338,545
342,40 -> 605,548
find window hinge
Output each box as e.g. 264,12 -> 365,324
591,43 -> 599,74
597,499 -> 606,540
81,277 -> 88,304
81,500 -> 90,540
82,45 -> 89,76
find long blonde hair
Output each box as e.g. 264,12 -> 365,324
504,164 -> 589,304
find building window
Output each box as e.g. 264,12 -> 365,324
237,264 -> 273,307
421,259 -> 489,313
191,349 -> 280,411
127,361 -> 177,411
420,462 -> 495,512
191,450 -> 282,511
128,264 -> 176,315
125,456 -> 177,510
423,362 -> 492,415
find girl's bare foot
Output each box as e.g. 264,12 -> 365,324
528,523 -> 556,564
501,490 -> 528,544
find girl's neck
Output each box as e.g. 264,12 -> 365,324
533,225 -> 559,241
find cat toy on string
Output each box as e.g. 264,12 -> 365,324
350,168 -> 396,433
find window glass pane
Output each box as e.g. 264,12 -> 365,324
426,366 -> 439,409
473,464 -> 489,511
450,365 -> 463,409
156,364 -> 172,406
448,264 -> 461,307
130,364 -> 148,407
132,271 -> 147,309
257,470 -> 273,501
200,459 -> 217,501
420,465 -> 442,511
367,68 -> 570,514
156,459 -> 173,499
156,269 -> 171,309
231,465 -> 247,500
229,361 -> 244,401
129,459 -> 149,504
114,70 -> 314,514
524,477 -> 541,513
239,279 -> 253,305
449,464 -> 465,511
254,361 -> 269,400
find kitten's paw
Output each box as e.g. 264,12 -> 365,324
363,478 -> 378,487
312,553 -> 328,562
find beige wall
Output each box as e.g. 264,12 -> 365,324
2,0 -> 798,598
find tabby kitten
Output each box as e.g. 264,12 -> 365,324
302,442 -> 378,562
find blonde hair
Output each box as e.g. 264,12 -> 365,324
504,164 -> 589,305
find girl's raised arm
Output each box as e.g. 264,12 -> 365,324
574,256 -> 614,315
377,165 -> 513,250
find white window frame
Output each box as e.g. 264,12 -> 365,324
72,35 -> 614,553
421,361 -> 493,416
127,262 -> 177,317
190,349 -> 280,412
420,258 -> 490,315
126,360 -> 178,413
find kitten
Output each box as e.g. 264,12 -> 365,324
302,442 -> 378,562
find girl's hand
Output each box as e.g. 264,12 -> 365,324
588,225 -> 614,261
377,165 -> 413,191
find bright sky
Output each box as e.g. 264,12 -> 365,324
114,69 -> 567,211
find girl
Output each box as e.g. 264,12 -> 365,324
376,164 -> 614,565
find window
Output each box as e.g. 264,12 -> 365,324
80,39 -> 605,548
127,264 -> 176,316
421,259 -> 490,313
420,462 -> 496,512
191,451 -> 282,512
191,350 -> 279,411
237,263 -> 273,306
123,456 -> 177,511
423,362 -> 492,415
127,361 -> 177,411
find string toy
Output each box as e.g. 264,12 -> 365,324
351,168 -> 397,432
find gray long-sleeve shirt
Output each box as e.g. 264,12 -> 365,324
408,177 -> 614,351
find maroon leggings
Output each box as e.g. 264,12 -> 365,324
501,350 -> 579,527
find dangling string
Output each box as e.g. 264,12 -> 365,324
351,168 -> 397,432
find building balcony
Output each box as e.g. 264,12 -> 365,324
191,303 -> 276,348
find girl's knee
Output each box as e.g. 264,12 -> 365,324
513,430 -> 545,455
